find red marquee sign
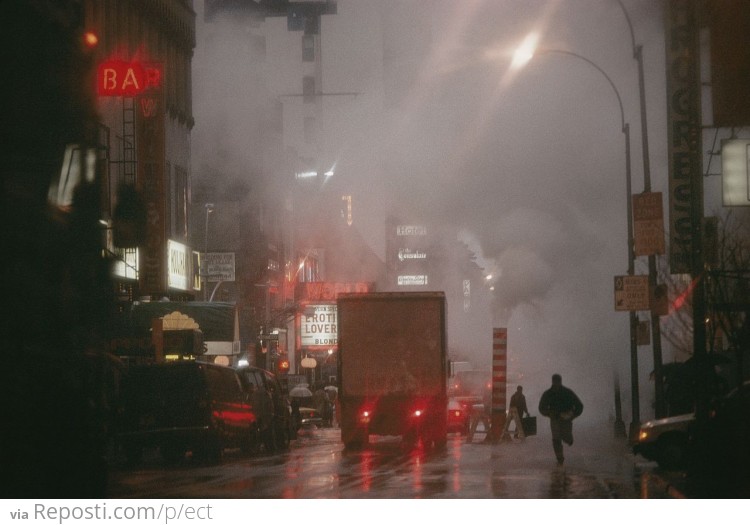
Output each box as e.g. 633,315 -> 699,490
97,60 -> 162,96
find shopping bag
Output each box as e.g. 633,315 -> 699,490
521,416 -> 537,436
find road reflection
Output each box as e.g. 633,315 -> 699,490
108,426 -> 642,498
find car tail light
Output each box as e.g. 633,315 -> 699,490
359,410 -> 371,424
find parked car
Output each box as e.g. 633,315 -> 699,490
689,380 -> 750,495
447,398 -> 471,435
236,365 -> 293,452
633,413 -> 693,469
299,406 -> 324,427
633,380 -> 750,472
117,361 -> 258,465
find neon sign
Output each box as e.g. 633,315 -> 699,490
97,61 -> 162,96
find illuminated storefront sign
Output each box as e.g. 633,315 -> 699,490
721,139 -> 750,206
299,304 -> 338,347
167,240 -> 189,290
398,275 -> 429,286
398,248 -> 427,261
396,225 -> 427,236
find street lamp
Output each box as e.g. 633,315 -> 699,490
614,0 -> 666,421
203,203 -> 214,301
515,45 -> 634,438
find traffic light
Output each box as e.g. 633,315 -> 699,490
277,358 -> 290,374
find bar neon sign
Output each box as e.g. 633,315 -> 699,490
97,60 -> 162,96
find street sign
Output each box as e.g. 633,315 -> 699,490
614,275 -> 650,311
205,252 -> 236,282
257,333 -> 279,341
633,192 -> 665,256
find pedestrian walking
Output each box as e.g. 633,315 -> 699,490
505,385 -> 530,439
510,386 -> 530,418
538,374 -> 583,465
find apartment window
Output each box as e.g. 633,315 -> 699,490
170,165 -> 189,239
303,76 -> 315,104
302,34 -> 315,62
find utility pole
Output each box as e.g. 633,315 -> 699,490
616,0 -> 665,419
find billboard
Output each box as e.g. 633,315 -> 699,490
386,216 -> 430,287
298,304 -> 338,347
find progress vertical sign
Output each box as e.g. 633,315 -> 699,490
665,0 -> 702,274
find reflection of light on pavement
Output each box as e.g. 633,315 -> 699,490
409,443 -> 426,492
359,450 -> 373,493
450,436 -> 462,492
307,474 -> 338,491
282,453 -> 305,498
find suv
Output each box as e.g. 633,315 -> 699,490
117,361 -> 258,465
236,366 -> 293,452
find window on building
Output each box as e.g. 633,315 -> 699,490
302,34 -> 315,62
170,165 -> 189,240
303,76 -> 315,104
304,116 -> 316,145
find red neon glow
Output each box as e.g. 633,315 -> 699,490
97,60 -> 163,96
672,275 -> 701,312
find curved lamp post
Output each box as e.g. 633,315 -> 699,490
514,47 -> 636,438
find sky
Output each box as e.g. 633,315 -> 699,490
192,0 -> 683,425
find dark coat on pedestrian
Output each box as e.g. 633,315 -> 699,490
538,384 -> 583,421
538,377 -> 583,463
509,389 -> 529,417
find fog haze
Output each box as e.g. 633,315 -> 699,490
192,1 -> 673,424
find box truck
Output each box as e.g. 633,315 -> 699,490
337,292 -> 448,448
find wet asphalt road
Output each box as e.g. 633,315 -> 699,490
107,421 -> 671,498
